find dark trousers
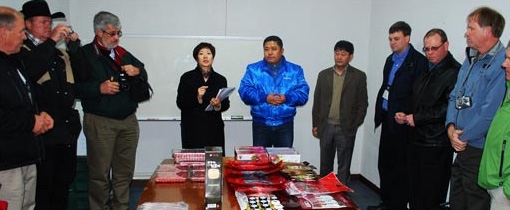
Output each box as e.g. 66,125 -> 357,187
35,143 -> 77,210
319,123 -> 355,184
252,121 -> 294,147
378,113 -> 409,210
450,145 -> 490,210
408,144 -> 453,210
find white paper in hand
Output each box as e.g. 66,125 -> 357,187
205,87 -> 236,111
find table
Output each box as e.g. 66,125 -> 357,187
137,158 -> 359,210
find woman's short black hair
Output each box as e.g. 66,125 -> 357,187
193,42 -> 216,60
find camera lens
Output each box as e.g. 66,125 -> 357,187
67,26 -> 74,34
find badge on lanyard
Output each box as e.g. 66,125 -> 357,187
382,86 -> 390,100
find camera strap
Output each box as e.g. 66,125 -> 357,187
458,42 -> 503,96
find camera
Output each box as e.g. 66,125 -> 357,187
67,25 -> 74,35
119,71 -> 130,91
455,96 -> 472,110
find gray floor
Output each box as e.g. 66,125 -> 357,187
129,177 -> 381,210
347,178 -> 382,209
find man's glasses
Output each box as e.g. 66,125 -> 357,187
422,42 -> 445,52
102,29 -> 122,37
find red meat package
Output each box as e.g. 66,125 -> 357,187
154,171 -> 187,183
225,165 -> 284,176
229,183 -> 286,193
285,173 -> 353,195
226,173 -> 287,186
157,164 -> 188,172
225,160 -> 283,171
296,193 -> 348,209
190,170 -> 205,182
172,148 -> 205,163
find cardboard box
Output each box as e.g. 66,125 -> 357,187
205,147 -> 223,209
234,146 -> 269,163
266,147 -> 301,163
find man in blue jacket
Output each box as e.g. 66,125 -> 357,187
239,35 -> 309,147
446,7 -> 506,210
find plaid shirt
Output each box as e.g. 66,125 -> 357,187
25,31 -> 44,46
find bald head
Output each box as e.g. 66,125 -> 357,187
0,7 -> 23,29
0,6 -> 26,55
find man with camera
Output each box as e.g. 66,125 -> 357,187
17,0 -> 82,209
74,11 -> 148,210
445,7 -> 506,210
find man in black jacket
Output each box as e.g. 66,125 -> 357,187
0,6 -> 54,210
17,1 -> 82,209
369,21 -> 428,210
395,28 -> 460,210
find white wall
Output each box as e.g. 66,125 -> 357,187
6,0 -> 510,185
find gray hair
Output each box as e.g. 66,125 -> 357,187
0,6 -> 22,30
93,11 -> 121,33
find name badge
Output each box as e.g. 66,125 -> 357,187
382,87 -> 390,100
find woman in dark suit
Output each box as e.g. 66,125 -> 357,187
177,42 -> 229,155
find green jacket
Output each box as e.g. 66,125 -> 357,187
479,81 -> 510,197
75,42 -> 147,119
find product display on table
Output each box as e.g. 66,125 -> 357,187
140,146 -> 359,209
136,202 -> 189,210
296,194 -> 348,209
235,146 -> 270,163
155,149 -> 207,183
205,147 -> 223,209
280,162 -> 319,182
285,173 -> 353,195
173,148 -> 206,163
266,147 -> 301,163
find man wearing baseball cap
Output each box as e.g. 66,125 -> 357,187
18,1 -> 82,209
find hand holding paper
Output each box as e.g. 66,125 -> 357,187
205,87 -> 235,111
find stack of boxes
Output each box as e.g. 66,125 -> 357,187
155,149 -> 206,183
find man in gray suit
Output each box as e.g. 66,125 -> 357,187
312,40 -> 368,184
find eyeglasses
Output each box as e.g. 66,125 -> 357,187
422,42 -> 445,52
101,29 -> 122,37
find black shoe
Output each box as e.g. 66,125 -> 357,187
367,203 -> 387,210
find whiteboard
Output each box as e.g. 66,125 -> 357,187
120,35 -> 263,120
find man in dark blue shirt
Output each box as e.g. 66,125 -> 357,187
369,21 -> 428,210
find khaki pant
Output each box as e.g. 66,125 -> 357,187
0,164 -> 37,210
488,187 -> 510,210
83,113 -> 139,210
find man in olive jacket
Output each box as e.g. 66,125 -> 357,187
312,40 -> 368,184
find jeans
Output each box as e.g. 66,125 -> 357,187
252,121 -> 293,147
